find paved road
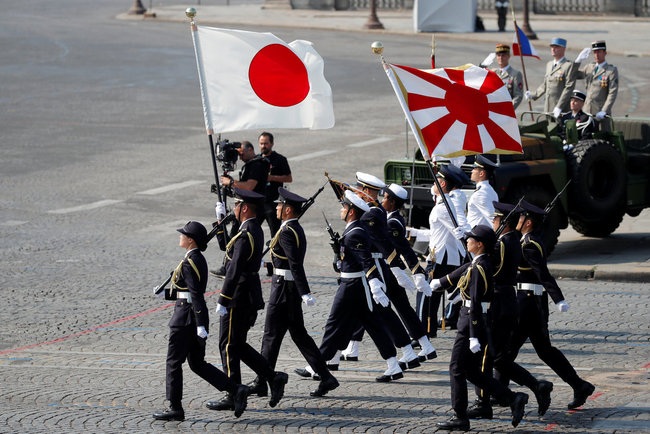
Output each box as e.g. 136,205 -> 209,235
1,1 -> 649,432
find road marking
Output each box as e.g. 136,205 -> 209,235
47,199 -> 124,215
288,149 -> 337,162
1,220 -> 28,226
138,219 -> 187,233
346,137 -> 392,148
135,180 -> 203,195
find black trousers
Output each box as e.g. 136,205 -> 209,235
219,305 -> 275,386
319,278 -> 396,361
503,291 -> 582,389
260,280 -> 331,378
475,286 -> 538,402
166,324 -> 234,405
449,308 -> 514,418
496,6 -> 507,31
416,260 -> 457,336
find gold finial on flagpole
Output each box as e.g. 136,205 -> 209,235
371,41 -> 384,55
186,7 -> 197,21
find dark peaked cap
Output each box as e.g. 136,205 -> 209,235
275,187 -> 307,209
519,199 -> 547,216
473,154 -> 498,171
233,187 -> 264,204
177,221 -> 208,251
464,224 -> 497,249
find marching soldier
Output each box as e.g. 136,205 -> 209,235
301,190 -> 403,382
574,40 -> 619,131
250,188 -> 339,398
508,200 -> 595,410
490,44 -> 524,109
525,37 -> 577,118
207,188 -> 289,412
434,225 -> 529,431
467,155 -> 499,229
153,221 -> 249,421
558,89 -> 597,141
408,165 -> 465,337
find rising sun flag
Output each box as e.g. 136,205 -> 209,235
384,63 -> 523,160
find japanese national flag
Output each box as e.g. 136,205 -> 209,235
191,26 -> 335,133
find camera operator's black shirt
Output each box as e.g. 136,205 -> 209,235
263,151 -> 291,203
239,156 -> 269,196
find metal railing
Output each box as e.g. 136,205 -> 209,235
351,0 -> 406,8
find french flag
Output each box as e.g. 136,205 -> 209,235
512,23 -> 540,59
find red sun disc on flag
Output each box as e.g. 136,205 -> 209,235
249,44 -> 310,107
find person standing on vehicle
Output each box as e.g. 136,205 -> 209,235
508,200 -> 596,410
490,44 -> 524,109
153,221 -> 249,421
558,89 -> 597,140
573,40 -> 618,131
258,132 -> 292,236
467,155 -> 499,228
207,188 -> 289,412
525,38 -> 577,119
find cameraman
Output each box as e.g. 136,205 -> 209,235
259,132 -> 292,235
220,141 -> 268,196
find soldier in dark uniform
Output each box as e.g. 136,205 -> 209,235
153,221 -> 249,421
247,188 -> 339,398
558,89 -> 597,141
465,202 -> 553,419
307,190 -> 403,382
509,200 -> 595,410
495,0 -> 508,32
206,188 -> 289,412
434,225 -> 529,431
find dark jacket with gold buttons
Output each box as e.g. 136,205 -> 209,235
168,249 -> 209,331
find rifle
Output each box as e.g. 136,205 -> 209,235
153,213 -> 236,296
322,211 -> 341,273
495,195 -> 526,238
544,179 -> 571,216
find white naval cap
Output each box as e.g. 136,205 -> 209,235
342,189 -> 370,212
355,171 -> 386,190
385,183 -> 408,201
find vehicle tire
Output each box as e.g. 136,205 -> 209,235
569,213 -> 624,237
505,184 -> 562,256
565,139 -> 626,220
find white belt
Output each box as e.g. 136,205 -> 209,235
371,253 -> 383,259
340,271 -> 364,279
177,292 -> 192,303
517,283 -> 545,295
462,300 -> 490,310
274,268 -> 294,281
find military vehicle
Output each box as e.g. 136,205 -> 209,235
384,115 -> 650,254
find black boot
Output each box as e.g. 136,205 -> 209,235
310,376 -> 339,397
567,381 -> 595,410
246,376 -> 268,397
535,380 -> 553,416
510,392 -> 528,428
205,394 -> 234,411
436,415 -> 470,431
153,402 -> 184,421
294,368 -> 320,381
268,371 -> 288,407
467,398 -> 493,419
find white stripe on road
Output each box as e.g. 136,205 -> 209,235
288,149 -> 337,162
48,200 -> 124,214
1,220 -> 28,226
345,137 -> 392,148
135,180 -> 203,195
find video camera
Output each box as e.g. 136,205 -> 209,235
215,139 -> 241,173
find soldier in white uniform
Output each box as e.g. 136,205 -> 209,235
573,40 -> 618,131
525,37 -> 577,118
467,156 -> 499,228
490,44 -> 524,110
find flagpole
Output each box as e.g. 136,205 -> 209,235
511,5 -> 534,121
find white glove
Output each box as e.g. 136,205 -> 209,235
575,46 -> 591,63
429,278 -> 441,292
469,337 -> 481,353
480,52 -> 496,67
595,111 -> 607,120
553,106 -> 562,118
524,90 -> 532,101
449,294 -> 462,305
197,326 -> 208,339
413,273 -> 431,296
215,202 -> 226,220
556,300 -> 570,312
452,226 -> 465,240
301,294 -> 316,306
215,303 -> 227,316
391,267 -> 416,293
369,278 -> 389,307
